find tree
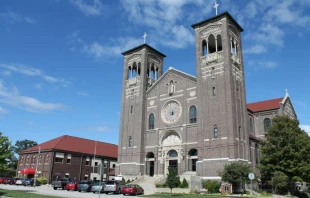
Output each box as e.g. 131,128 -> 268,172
270,171 -> 288,194
165,167 -> 181,194
219,162 -> 252,192
180,178 -> 189,188
260,115 -> 310,183
13,139 -> 38,154
202,180 -> 221,193
0,132 -> 13,170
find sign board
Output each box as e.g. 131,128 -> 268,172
248,173 -> 255,180
97,163 -> 103,175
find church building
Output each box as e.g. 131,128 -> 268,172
116,12 -> 297,179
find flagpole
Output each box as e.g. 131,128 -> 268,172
34,146 -> 41,187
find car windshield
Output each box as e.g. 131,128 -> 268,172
79,180 -> 89,184
68,181 -> 76,184
93,182 -> 104,186
106,181 -> 116,185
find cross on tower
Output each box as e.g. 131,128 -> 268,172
214,1 -> 220,16
143,32 -> 148,44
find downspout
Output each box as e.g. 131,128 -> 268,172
79,156 -> 83,181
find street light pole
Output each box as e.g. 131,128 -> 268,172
93,140 -> 97,174
34,146 -> 41,187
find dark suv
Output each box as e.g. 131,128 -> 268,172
77,180 -> 93,192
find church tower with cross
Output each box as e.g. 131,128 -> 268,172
116,11 -> 297,182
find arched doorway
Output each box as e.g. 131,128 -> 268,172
168,150 -> 178,173
146,152 -> 155,177
188,149 -> 198,171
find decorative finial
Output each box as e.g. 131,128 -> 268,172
143,32 -> 148,44
285,88 -> 289,96
214,1 -> 220,16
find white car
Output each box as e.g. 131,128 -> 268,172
15,178 -> 24,185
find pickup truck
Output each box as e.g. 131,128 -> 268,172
51,178 -> 71,190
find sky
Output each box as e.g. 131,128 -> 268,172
0,0 -> 310,147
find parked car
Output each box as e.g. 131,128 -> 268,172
122,184 -> 144,195
15,178 -> 24,185
104,180 -> 124,194
22,178 -> 41,186
51,178 -> 71,190
66,180 -> 78,191
3,178 -> 15,185
0,177 -> 6,184
91,181 -> 105,194
77,180 -> 93,192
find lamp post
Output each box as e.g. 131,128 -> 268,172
93,140 -> 97,174
34,146 -> 41,187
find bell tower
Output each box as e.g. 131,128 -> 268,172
116,44 -> 166,177
192,12 -> 249,177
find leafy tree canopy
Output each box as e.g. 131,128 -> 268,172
270,171 -> 288,194
0,132 -> 13,170
260,115 -> 310,182
219,162 -> 252,191
13,139 -> 38,154
165,167 -> 181,193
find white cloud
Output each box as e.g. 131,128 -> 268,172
70,0 -> 103,16
0,12 -> 36,24
244,45 -> 267,54
34,83 -> 43,90
248,60 -> 278,69
83,37 -> 142,58
0,63 -> 70,87
121,0 -> 209,49
77,91 -> 89,97
0,106 -> 8,117
300,125 -> 310,134
0,80 -> 64,113
85,126 -> 110,132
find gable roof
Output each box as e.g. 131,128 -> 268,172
20,135 -> 118,158
191,11 -> 244,32
247,98 -> 283,112
121,44 -> 166,57
146,67 -> 196,93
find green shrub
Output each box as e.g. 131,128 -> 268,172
202,180 -> 220,193
180,178 -> 189,188
261,191 -> 272,196
37,176 -> 47,185
127,179 -> 131,183
122,178 -> 126,183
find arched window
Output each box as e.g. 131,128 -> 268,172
216,34 -> 222,52
128,136 -> 132,147
149,114 -> 155,129
264,118 -> 271,132
169,150 -> 178,157
127,66 -> 131,79
132,62 -> 137,77
208,34 -> 216,54
188,149 -> 198,156
213,126 -> 218,139
202,40 -> 207,56
189,106 -> 197,123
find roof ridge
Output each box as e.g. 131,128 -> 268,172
247,97 -> 283,104
59,135 -> 118,146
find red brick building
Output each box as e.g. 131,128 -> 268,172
17,135 -> 118,183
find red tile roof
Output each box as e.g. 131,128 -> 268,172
247,98 -> 283,112
21,135 -> 118,158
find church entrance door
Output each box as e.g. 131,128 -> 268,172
191,159 -> 197,171
149,161 -> 154,177
169,160 -> 178,173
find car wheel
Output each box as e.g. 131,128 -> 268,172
53,187 -> 57,190
123,194 -> 126,196
67,189 -> 69,191
93,192 -> 95,194
78,190 -> 81,192
106,192 -> 108,194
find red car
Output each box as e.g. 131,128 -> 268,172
0,177 -> 6,184
3,178 -> 15,185
66,181 -> 78,191
122,184 -> 144,196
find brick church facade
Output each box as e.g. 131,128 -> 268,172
116,12 -> 297,179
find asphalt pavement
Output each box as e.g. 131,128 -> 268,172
0,184 -> 139,198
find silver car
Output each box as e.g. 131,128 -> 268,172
15,178 -> 24,185
104,180 -> 124,194
91,182 -> 105,194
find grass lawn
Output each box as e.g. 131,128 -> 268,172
142,193 -> 231,198
0,189 -> 63,198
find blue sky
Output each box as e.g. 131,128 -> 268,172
1,0 -> 310,146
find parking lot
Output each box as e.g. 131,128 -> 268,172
0,184 -> 139,198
